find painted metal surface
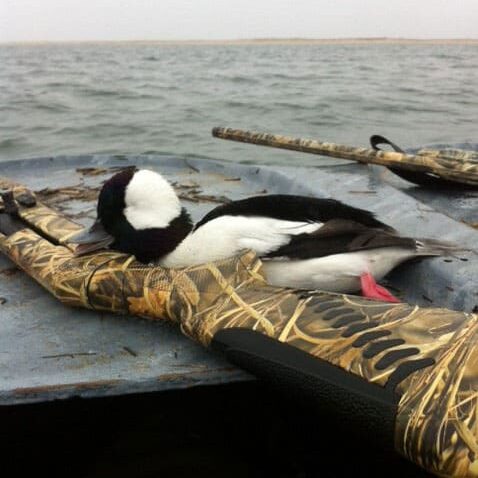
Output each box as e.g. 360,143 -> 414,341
0,149 -> 477,406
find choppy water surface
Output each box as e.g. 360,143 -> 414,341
0,43 -> 476,165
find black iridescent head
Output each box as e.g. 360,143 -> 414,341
97,167 -> 137,235
73,168 -> 193,263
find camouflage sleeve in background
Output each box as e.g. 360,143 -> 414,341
212,127 -> 478,187
1,186 -> 478,477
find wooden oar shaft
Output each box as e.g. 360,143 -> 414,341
212,127 -> 478,187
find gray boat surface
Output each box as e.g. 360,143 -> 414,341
0,146 -> 477,405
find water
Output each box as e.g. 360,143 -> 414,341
0,43 -> 476,166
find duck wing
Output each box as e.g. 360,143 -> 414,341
194,195 -> 393,232
264,219 -> 416,260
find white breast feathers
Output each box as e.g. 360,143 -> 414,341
160,215 -> 322,267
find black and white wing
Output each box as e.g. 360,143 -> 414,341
194,195 -> 393,232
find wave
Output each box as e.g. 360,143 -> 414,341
77,87 -> 119,97
214,74 -> 258,85
0,138 -> 23,149
33,102 -> 71,113
0,43 -> 476,165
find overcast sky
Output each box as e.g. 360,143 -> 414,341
1,0 -> 477,42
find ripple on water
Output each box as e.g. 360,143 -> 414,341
33,102 -> 71,113
0,43 -> 476,163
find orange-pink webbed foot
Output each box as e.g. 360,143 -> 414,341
360,272 -> 400,303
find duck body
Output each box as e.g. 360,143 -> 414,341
160,195 -> 436,296
72,169 -> 452,302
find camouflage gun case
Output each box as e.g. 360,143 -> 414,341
1,181 -> 478,477
212,127 -> 478,188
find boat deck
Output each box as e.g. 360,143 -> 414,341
0,150 -> 477,405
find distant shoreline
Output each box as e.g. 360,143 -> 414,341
2,38 -> 478,46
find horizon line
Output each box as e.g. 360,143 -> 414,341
1,37 -> 478,46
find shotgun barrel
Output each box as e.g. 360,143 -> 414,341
212,127 -> 478,187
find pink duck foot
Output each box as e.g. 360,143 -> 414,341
360,272 -> 401,303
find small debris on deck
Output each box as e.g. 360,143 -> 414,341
178,193 -> 230,204
0,267 -> 19,276
171,180 -> 230,204
76,166 -> 133,177
123,346 -> 138,357
41,352 -> 98,359
348,190 -> 377,195
36,185 -> 99,204
172,180 -> 200,190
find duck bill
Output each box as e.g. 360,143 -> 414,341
70,219 -> 115,256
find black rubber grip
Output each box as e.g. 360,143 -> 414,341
212,328 -> 399,446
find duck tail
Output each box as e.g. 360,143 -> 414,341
415,238 -> 464,257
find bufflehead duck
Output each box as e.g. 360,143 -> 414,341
71,168 -> 453,302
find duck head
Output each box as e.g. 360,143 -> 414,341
71,168 -> 193,263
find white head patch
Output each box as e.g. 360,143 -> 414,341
124,169 -> 181,229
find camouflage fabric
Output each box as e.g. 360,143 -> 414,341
1,183 -> 478,477
212,127 -> 478,187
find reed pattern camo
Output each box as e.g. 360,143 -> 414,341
1,179 -> 478,477
212,128 -> 478,187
